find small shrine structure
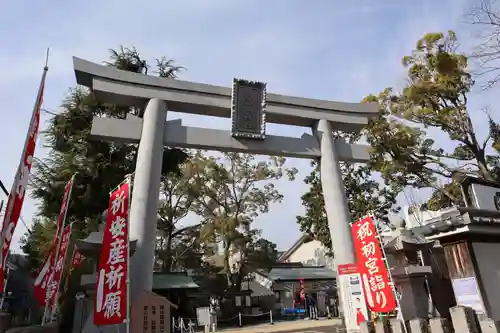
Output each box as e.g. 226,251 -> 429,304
383,226 -> 434,320
411,177 -> 500,321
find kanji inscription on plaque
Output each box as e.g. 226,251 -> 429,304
231,78 -> 267,140
131,290 -> 177,333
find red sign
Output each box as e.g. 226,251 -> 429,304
299,279 -> 305,301
94,181 -> 130,326
351,216 -> 396,313
33,243 -> 57,306
33,177 -> 75,306
71,246 -> 86,269
65,246 -> 86,292
338,263 -> 359,275
53,179 -> 74,247
45,224 -> 72,310
0,70 -> 47,291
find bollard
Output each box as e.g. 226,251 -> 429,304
429,317 -> 452,333
269,310 -> 274,325
450,306 -> 479,333
360,321 -> 375,333
477,314 -> 500,333
238,312 -> 242,327
409,318 -> 429,333
389,318 -> 406,333
374,318 -> 391,333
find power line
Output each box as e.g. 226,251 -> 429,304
0,179 -> 32,235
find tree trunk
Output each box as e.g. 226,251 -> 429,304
224,242 -> 232,287
163,228 -> 174,272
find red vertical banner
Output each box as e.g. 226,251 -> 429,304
46,225 -> 72,309
64,246 -> 86,293
299,279 -> 305,301
351,216 -> 396,313
53,179 -> 74,247
0,67 -> 47,291
94,181 -> 130,326
33,243 -> 57,306
33,177 -> 75,306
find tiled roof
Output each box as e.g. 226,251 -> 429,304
241,280 -> 274,297
152,272 -> 200,290
265,266 -> 336,281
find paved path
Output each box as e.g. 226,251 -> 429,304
215,318 -> 345,333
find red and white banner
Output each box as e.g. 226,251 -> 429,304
45,224 -> 72,309
34,243 -> 57,306
351,216 -> 397,313
64,246 -> 86,292
53,179 -> 74,247
94,181 -> 130,326
0,68 -> 48,291
33,176 -> 75,306
70,246 -> 86,269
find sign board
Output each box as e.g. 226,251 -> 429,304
337,263 -> 369,331
253,272 -> 273,289
451,277 -> 485,313
231,78 -> 267,140
462,177 -> 500,211
196,307 -> 210,326
131,290 -> 177,333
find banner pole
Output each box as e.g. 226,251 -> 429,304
125,174 -> 132,333
0,51 -> 49,285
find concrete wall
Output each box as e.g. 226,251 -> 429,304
285,240 -> 335,269
472,242 -> 500,321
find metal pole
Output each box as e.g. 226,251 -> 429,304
0,53 -> 49,270
0,266 -> 10,310
371,213 -> 408,333
125,175 -> 132,333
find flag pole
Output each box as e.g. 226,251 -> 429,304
125,174 -> 132,333
42,174 -> 76,324
0,48 -> 49,295
0,48 -> 49,242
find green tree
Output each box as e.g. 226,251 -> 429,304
364,31 -> 500,209
296,154 -> 397,254
245,238 -> 278,272
468,0 -> 500,88
19,217 -> 56,272
188,152 -> 297,288
155,159 -> 204,272
22,46 -> 187,271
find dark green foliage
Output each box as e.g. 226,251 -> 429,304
22,46 -> 187,270
364,31 -> 500,209
296,159 -> 397,254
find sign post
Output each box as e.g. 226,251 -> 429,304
337,264 -> 368,331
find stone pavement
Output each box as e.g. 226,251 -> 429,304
216,318 -> 345,333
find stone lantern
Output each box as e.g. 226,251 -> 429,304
384,225 -> 434,320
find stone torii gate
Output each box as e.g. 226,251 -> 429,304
73,57 -> 377,329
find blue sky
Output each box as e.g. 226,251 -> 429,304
0,0 -> 496,253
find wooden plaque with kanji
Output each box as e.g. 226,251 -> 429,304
131,290 -> 178,333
